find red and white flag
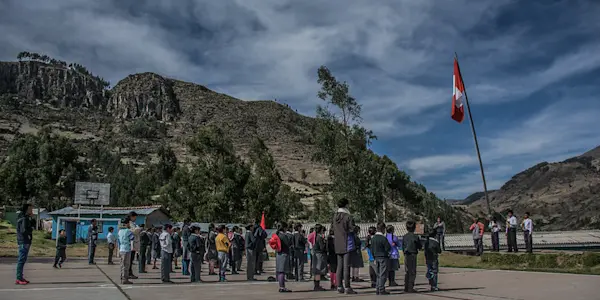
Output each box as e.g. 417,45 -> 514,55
452,58 -> 465,123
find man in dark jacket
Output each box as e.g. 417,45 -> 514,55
16,203 -> 34,285
332,198 -> 356,294
181,219 -> 191,276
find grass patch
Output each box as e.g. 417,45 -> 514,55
426,251 -> 600,275
0,220 -> 107,257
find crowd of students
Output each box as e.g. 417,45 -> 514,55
16,200 -> 443,294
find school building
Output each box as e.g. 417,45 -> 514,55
48,205 -> 171,244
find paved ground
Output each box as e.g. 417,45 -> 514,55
0,257 -> 598,300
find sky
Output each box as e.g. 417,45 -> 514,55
1,0 -> 599,199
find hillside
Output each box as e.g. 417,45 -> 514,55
0,57 -> 470,230
468,148 -> 600,230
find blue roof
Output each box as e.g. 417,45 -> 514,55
49,205 -> 165,216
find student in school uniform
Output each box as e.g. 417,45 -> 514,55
433,217 -> 446,251
371,222 -> 391,295
139,225 -> 149,273
350,225 -> 364,282
326,228 -> 337,290
506,210 -> 519,252
205,223 -> 218,276
118,219 -> 134,284
145,228 -> 153,265
385,225 -> 400,287
403,220 -> 422,293
159,224 -> 174,283
129,225 -> 141,279
181,219 -> 191,276
293,223 -> 307,281
488,217 -> 501,252
365,226 -> 377,288
87,219 -> 98,265
245,223 -> 257,280
152,227 -> 161,269
311,224 -> 328,291
285,224 -> 295,280
307,227 -> 316,279
424,230 -> 442,292
188,226 -> 206,283
273,222 -> 293,293
107,227 -> 117,265
522,212 -> 533,253
216,225 -> 231,282
231,226 -> 244,274
53,229 -> 67,269
172,227 -> 182,271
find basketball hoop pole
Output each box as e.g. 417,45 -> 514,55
100,205 -> 103,219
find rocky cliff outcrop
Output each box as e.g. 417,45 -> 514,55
468,151 -> 600,230
0,61 -> 106,107
108,73 -> 180,121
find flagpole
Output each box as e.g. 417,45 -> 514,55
454,53 -> 492,218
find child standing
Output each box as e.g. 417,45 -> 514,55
152,227 -> 161,269
326,229 -> 337,290
205,224 -> 218,276
172,227 -> 182,271
386,225 -> 400,286
402,220 -> 421,293
371,222 -> 391,295
53,229 -> 67,268
311,224 -> 327,291
424,230 -> 442,291
215,225 -> 230,282
107,227 -> 116,265
188,226 -> 206,283
118,219 -> 134,285
365,226 -> 377,288
159,224 -> 174,283
350,226 -> 364,282
274,222 -> 292,293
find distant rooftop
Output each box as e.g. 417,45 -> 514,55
49,205 -> 166,216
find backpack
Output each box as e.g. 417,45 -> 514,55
269,233 -> 281,252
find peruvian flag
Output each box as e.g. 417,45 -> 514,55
452,58 -> 466,123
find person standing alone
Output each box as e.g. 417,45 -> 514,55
16,203 -> 34,285
433,217 -> 446,251
522,212 -> 533,253
506,210 -> 518,252
88,219 -> 98,265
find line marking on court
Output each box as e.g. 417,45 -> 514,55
0,286 -> 116,292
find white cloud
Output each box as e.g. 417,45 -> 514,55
410,98 -> 600,198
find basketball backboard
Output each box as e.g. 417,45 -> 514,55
74,182 -> 111,205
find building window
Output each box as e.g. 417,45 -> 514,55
97,221 -> 104,233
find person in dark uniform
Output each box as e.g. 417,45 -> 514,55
53,229 -> 67,269
293,223 -> 307,281
311,224 -> 328,291
87,219 -> 98,265
188,226 -> 206,283
139,225 -> 150,273
327,229 -> 337,290
371,222 -> 391,295
402,220 -> 422,293
275,222 -> 292,293
181,219 -> 191,276
350,225 -> 364,282
331,198 -> 357,294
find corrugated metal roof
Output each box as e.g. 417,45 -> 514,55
49,205 -> 164,216
302,222 -> 410,238
445,230 -> 600,250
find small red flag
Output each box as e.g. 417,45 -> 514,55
452,58 -> 465,123
260,211 -> 266,230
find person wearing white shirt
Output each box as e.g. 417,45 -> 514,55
506,210 -> 518,252
522,212 -> 533,253
488,217 -> 501,252
159,224 -> 174,283
107,227 -> 117,264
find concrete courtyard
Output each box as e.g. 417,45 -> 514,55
0,257 -> 598,300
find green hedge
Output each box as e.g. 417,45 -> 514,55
481,252 -> 600,269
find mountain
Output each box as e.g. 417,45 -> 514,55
467,147 -> 600,230
0,57 -> 470,229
